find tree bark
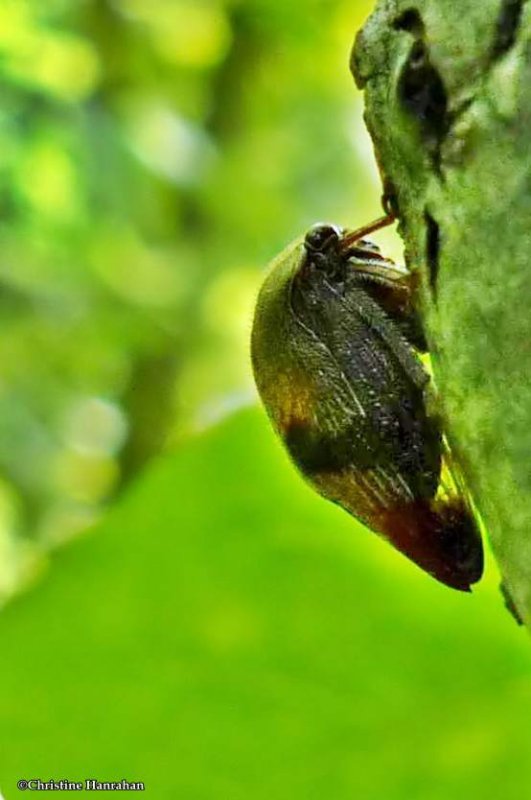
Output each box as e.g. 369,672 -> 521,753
352,0 -> 531,625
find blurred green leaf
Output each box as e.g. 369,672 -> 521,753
0,408 -> 529,799
0,0 -> 382,558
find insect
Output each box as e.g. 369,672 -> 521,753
251,214 -> 483,591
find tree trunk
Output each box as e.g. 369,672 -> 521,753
352,0 -> 531,626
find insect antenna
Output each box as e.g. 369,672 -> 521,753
339,213 -> 396,251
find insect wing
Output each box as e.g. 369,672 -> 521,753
251,229 -> 483,592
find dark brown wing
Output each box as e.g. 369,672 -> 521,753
286,267 -> 482,590
289,267 -> 441,500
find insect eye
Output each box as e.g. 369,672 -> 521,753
304,223 -> 341,254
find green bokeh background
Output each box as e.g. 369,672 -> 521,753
0,1 -> 529,798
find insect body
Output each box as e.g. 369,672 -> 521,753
251,218 -> 483,591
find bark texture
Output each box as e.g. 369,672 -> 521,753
352,0 -> 531,625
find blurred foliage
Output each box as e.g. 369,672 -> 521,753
0,410 -> 529,800
0,0 -> 389,596
1,2 -> 528,797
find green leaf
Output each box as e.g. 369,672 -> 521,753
0,408 -> 528,799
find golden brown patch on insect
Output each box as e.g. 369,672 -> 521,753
310,469 -> 385,529
272,371 -> 317,435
